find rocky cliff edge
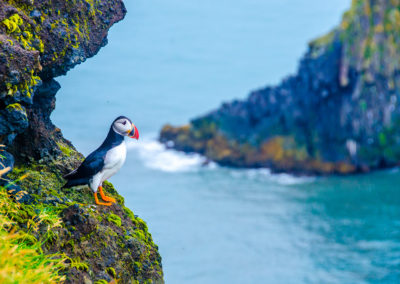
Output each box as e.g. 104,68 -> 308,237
160,0 -> 400,175
0,1 -> 163,283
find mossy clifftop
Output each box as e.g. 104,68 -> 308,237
0,0 -> 164,283
5,146 -> 163,283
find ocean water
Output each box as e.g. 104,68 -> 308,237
52,1 -> 400,283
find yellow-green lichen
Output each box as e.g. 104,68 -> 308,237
5,68 -> 41,98
2,14 -> 23,33
6,103 -> 24,112
57,142 -> 74,157
2,13 -> 44,53
106,267 -> 116,278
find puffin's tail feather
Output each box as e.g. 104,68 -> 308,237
62,178 -> 88,189
63,169 -> 78,179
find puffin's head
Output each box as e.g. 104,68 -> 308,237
112,116 -> 139,139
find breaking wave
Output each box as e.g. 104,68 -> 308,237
228,168 -> 315,185
127,138 -> 213,172
127,136 -> 315,185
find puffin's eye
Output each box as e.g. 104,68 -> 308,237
122,121 -> 127,125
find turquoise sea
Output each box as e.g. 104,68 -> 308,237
52,1 -> 400,283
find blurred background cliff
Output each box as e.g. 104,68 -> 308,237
52,0 -> 400,283
1,0 -> 399,283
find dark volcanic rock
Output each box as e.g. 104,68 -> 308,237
0,1 -> 164,283
160,0 -> 400,175
0,0 -> 126,150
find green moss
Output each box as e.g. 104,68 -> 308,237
106,267 -> 116,278
107,213 -> 122,227
0,1 -> 162,281
65,239 -> 75,248
103,181 -> 124,204
0,186 -> 66,283
57,142 -> 74,157
94,280 -> 108,284
134,261 -> 143,271
7,156 -> 163,282
45,230 -> 59,244
60,254 -> 89,272
123,206 -> 135,221
117,237 -> 125,248
378,132 -> 387,146
80,231 -> 95,242
70,258 -> 89,272
134,229 -> 147,243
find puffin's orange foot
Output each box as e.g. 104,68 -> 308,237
94,192 -> 112,206
99,186 -> 117,203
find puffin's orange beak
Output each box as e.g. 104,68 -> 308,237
129,124 -> 139,140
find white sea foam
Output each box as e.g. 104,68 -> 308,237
229,168 -> 315,185
127,138 -> 212,172
127,137 -> 315,185
264,170 -> 315,185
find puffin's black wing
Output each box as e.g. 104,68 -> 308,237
62,149 -> 106,188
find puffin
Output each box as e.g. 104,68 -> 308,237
63,116 -> 139,206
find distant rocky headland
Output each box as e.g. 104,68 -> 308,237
161,0 -> 400,175
0,1 -> 163,283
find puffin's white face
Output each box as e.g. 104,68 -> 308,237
112,117 -> 139,139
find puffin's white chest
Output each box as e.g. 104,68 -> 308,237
89,142 -> 127,192
102,142 -> 127,181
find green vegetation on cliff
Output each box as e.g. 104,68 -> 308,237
0,0 -> 164,283
3,144 -> 163,283
160,0 -> 400,175
0,174 -> 65,284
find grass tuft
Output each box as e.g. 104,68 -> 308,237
0,171 -> 66,283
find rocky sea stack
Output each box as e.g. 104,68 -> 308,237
160,0 -> 400,175
0,1 -> 163,283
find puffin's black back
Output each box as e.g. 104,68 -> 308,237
62,124 -> 125,188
